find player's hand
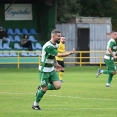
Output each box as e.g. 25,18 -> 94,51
55,63 -> 63,72
69,48 -> 75,55
114,56 -> 117,59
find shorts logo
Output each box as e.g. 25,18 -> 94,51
41,80 -> 46,85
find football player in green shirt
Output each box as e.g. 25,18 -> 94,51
96,31 -> 117,87
32,29 -> 75,110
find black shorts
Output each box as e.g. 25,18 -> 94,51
57,60 -> 64,68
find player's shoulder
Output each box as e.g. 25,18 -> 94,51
44,41 -> 58,49
110,38 -> 115,42
43,41 -> 51,48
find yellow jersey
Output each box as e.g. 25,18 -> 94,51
56,42 -> 65,61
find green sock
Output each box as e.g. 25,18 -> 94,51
48,84 -> 56,90
36,90 -> 45,103
103,70 -> 113,74
107,74 -> 113,84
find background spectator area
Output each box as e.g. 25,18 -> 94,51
1,28 -> 44,51
0,28 -> 43,57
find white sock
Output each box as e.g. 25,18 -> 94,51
34,101 -> 38,106
106,83 -> 110,85
100,70 -> 103,73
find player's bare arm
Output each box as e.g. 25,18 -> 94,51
56,48 -> 75,57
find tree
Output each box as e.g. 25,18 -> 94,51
57,0 -> 81,23
57,0 -> 117,30
78,0 -> 117,30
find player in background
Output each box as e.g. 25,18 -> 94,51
56,35 -> 66,82
96,31 -> 117,87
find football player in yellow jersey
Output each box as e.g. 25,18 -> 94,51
56,35 -> 66,82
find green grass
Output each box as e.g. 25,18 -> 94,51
0,66 -> 117,117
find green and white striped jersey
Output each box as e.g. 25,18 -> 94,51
39,41 -> 58,72
106,38 -> 117,56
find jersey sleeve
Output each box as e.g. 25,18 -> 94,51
45,45 -> 58,56
109,41 -> 115,48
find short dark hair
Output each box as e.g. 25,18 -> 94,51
51,29 -> 61,35
61,35 -> 65,37
23,34 -> 28,39
111,31 -> 117,33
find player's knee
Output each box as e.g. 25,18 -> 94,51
42,86 -> 48,92
53,81 -> 61,90
54,83 -> 61,90
55,85 -> 61,90
112,71 -> 116,75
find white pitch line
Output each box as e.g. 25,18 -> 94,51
0,92 -> 116,101
46,94 -> 117,100
44,108 -> 117,110
0,92 -> 34,95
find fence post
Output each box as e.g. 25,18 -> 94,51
18,52 -> 20,68
80,52 -> 82,66
100,52 -> 102,67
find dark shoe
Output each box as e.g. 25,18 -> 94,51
32,105 -> 41,110
37,85 -> 41,90
60,80 -> 64,83
96,69 -> 101,78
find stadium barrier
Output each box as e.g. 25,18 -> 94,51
0,51 -> 114,68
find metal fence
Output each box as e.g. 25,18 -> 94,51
0,51 -> 112,68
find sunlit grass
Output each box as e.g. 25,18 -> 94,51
0,66 -> 117,117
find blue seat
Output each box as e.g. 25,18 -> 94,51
32,43 -> 36,50
0,51 -> 4,56
3,51 -> 10,56
14,28 -> 23,34
35,50 -> 42,56
9,36 -> 15,42
14,35 -> 21,42
21,50 -> 29,56
3,43 -> 12,49
30,28 -> 38,34
7,28 -> 15,34
28,51 -> 37,56
35,43 -> 42,50
0,44 -> 3,49
14,43 -> 22,49
29,36 -> 37,42
10,51 -> 18,57
22,28 -> 30,34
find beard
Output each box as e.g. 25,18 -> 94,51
56,40 -> 60,44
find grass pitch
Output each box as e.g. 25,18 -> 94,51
0,66 -> 117,117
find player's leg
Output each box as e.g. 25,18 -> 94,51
106,74 -> 113,87
35,71 -> 42,96
32,72 -> 49,110
36,71 -> 61,90
48,70 -> 61,90
96,59 -> 114,78
96,59 -> 116,86
57,60 -> 65,82
105,60 -> 116,87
